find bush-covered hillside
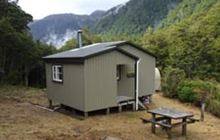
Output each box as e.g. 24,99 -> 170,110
160,0 -> 218,27
143,0 -> 220,81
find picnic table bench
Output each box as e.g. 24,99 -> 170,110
145,107 -> 198,138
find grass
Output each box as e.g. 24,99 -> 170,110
1,86 -> 220,140
0,85 -> 47,104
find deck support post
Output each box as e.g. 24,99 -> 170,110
84,112 -> 88,118
118,105 -> 122,112
106,108 -> 110,115
132,102 -> 136,111
149,95 -> 152,103
48,99 -> 53,109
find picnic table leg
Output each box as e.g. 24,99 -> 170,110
167,118 -> 172,138
182,117 -> 187,136
151,113 -> 156,134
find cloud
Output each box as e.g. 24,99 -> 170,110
18,0 -> 129,19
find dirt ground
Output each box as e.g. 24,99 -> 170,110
1,86 -> 220,140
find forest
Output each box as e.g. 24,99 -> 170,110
0,0 -> 104,87
0,0 -> 56,87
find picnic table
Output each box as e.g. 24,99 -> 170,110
147,107 -> 196,138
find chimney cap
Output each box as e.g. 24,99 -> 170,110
77,29 -> 82,33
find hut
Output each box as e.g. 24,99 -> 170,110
43,40 -> 156,116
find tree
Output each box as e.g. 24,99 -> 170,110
0,0 -> 56,87
142,0 -> 220,81
59,38 -> 77,52
81,28 -> 102,45
59,28 -> 102,51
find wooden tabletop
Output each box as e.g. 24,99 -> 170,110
148,107 -> 193,119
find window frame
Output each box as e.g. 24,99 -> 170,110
116,65 -> 122,81
52,65 -> 63,83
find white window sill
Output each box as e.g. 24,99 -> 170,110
53,79 -> 63,83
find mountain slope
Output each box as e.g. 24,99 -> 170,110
160,0 -> 218,27
29,11 -> 105,47
93,0 -> 181,35
29,0 -> 183,47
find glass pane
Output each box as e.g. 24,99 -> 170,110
58,67 -> 62,73
58,74 -> 63,80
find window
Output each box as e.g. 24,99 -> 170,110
52,65 -> 63,82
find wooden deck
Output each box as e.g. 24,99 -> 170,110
117,96 -> 135,112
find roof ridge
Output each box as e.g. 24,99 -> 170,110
43,41 -> 156,60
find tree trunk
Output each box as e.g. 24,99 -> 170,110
24,73 -> 29,86
24,66 -> 30,86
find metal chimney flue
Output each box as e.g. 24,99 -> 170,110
77,29 -> 83,48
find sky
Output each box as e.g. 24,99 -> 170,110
18,0 -> 129,20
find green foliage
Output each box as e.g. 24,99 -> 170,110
206,84 -> 220,117
177,80 -> 219,102
143,0 -> 220,81
162,67 -> 186,98
81,28 -> 102,45
160,0 -> 218,27
177,80 -> 220,117
6,2 -> 32,32
101,34 -> 142,46
206,99 -> 220,117
0,0 -> 7,18
59,38 -> 77,52
177,80 -> 215,103
59,28 -> 102,51
28,41 -> 56,87
0,0 -> 55,87
142,30 -> 169,70
0,0 -> 32,32
178,86 -> 198,103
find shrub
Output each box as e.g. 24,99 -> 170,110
162,67 -> 186,98
164,78 -> 220,118
206,99 -> 220,117
209,85 -> 220,101
206,85 -> 220,117
177,80 -> 218,104
178,86 -> 198,103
